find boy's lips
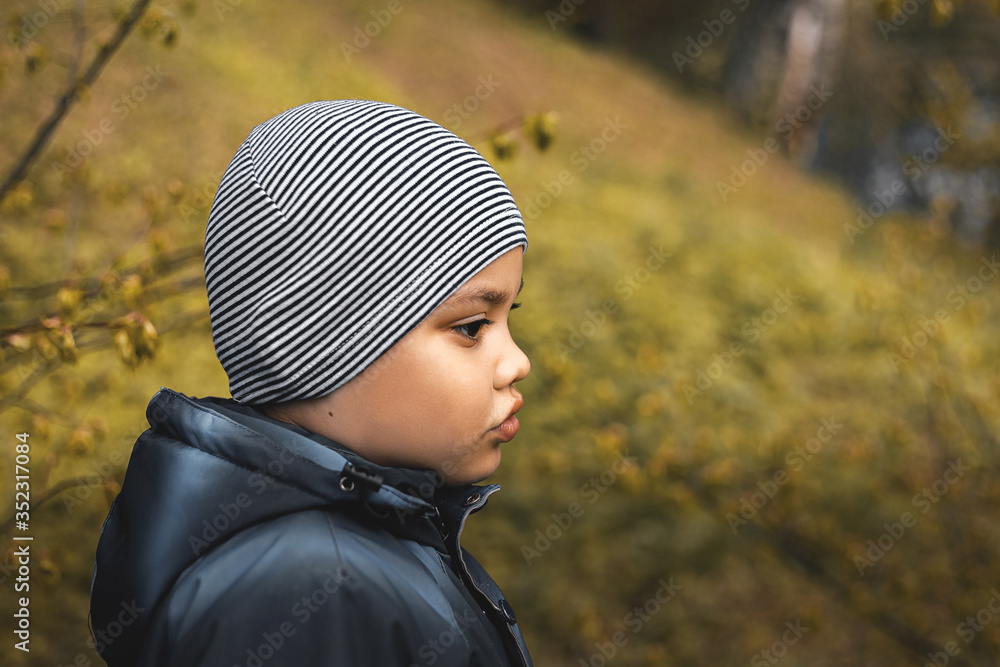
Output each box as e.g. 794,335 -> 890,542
491,397 -> 524,443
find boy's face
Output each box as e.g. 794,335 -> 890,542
273,248 -> 530,486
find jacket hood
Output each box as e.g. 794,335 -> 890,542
90,388 -> 495,666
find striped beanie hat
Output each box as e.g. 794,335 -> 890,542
204,100 -> 527,404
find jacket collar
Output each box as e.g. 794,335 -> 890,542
149,388 -> 498,548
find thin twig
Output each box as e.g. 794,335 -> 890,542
0,359 -> 58,415
3,395 -> 76,426
156,308 -> 210,335
0,0 -> 155,202
65,0 -> 87,92
6,244 -> 204,302
1,475 -> 113,538
0,307 -> 207,417
463,114 -> 528,143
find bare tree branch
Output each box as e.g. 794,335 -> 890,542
66,0 -> 88,91
0,0 -> 155,203
6,244 -> 204,302
0,359 -> 59,415
1,475 -> 115,538
0,307 -> 208,417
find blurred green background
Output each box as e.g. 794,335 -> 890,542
2,0 -> 1000,665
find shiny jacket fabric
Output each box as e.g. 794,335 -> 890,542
89,388 -> 533,667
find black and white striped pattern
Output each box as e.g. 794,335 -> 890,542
204,100 -> 527,404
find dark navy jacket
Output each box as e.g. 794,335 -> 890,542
90,388 -> 532,666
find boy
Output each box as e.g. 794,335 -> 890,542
89,100 -> 533,666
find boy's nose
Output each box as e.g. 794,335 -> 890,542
495,335 -> 530,389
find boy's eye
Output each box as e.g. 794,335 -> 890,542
454,319 -> 491,341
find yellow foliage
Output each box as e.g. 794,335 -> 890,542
148,229 -> 172,260
594,423 -> 627,456
67,426 -> 96,456
104,477 -> 123,504
876,0 -> 903,20
0,180 -> 33,214
522,112 -> 558,152
648,438 -> 679,478
23,41 -> 48,74
592,378 -> 617,403
87,416 -> 109,441
121,274 -> 144,309
488,132 -> 518,161
0,265 -> 11,299
617,462 -> 642,493
33,331 -> 56,360
166,177 -> 183,200
635,392 -> 661,418
112,327 -> 135,367
141,184 -> 163,216
31,413 -> 51,439
662,481 -> 697,509
112,314 -> 160,368
56,288 -> 83,317
56,326 -> 78,364
699,457 -> 739,487
36,550 -> 61,587
1,1 -> 999,665
929,0 -> 957,25
43,207 -> 68,230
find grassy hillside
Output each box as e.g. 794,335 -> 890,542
1,1 -> 998,665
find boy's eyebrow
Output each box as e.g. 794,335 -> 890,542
446,279 -> 524,308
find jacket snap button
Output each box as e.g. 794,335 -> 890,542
462,493 -> 482,507
499,598 -> 517,625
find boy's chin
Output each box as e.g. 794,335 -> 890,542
439,451 -> 502,487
